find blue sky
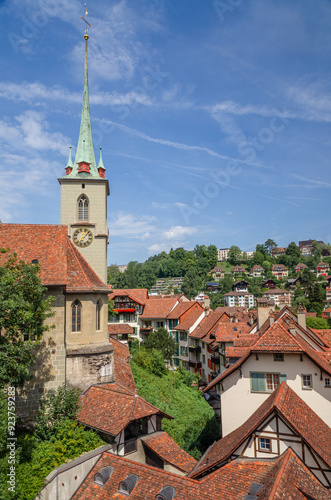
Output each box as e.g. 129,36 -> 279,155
1,0 -> 331,265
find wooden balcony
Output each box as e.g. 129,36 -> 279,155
140,327 -> 153,335
211,355 -> 220,365
188,345 -> 201,353
188,360 -> 202,369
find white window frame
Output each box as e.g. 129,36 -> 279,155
302,374 -> 312,390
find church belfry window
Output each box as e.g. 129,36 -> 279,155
78,195 -> 89,221
72,300 -> 82,332
96,300 -> 101,331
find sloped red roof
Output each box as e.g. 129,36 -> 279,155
312,329 -> 331,347
174,306 -> 205,331
113,357 -> 137,392
0,224 -> 109,292
189,310 -> 224,339
256,447 -> 331,500
72,448 -> 331,500
193,383 -> 331,478
252,322 -> 304,352
108,336 -> 130,361
167,301 -> 197,319
77,383 -> 173,437
108,324 -> 134,335
140,298 -> 178,319
108,288 -> 149,305
142,431 -> 197,473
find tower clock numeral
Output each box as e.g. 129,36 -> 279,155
73,227 -> 93,248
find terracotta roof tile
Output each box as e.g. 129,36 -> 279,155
189,311 -> 224,339
108,288 -> 149,305
141,431 -> 197,473
108,324 -> 134,335
193,383 -> 331,478
167,301 -> 197,319
174,306 -> 204,331
140,298 -> 178,319
0,223 -> 109,292
77,384 -> 173,436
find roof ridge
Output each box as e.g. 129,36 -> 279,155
67,239 -> 95,290
265,448 -> 294,500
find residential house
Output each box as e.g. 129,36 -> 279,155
250,265 -> 264,277
191,383 -> 331,489
108,288 -> 149,340
316,262 -> 330,277
271,247 -> 287,258
172,303 -> 206,370
271,264 -> 288,279
217,248 -> 229,261
299,239 -> 325,257
262,278 -> 277,289
108,323 -> 134,344
294,262 -> 308,273
223,291 -> 255,309
232,280 -> 249,292
211,266 -> 225,281
139,297 -> 179,341
261,288 -> 292,307
204,307 -> 331,436
231,265 -> 247,277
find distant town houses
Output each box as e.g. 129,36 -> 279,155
261,288 -> 292,307
250,264 -> 264,277
316,262 -> 330,277
231,265 -> 247,277
271,263 -> 288,278
271,247 -> 287,258
294,262 -> 308,273
299,239 -> 325,257
211,266 -> 225,281
217,248 -> 230,261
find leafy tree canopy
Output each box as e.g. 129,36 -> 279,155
143,327 -> 177,361
0,250 -> 54,387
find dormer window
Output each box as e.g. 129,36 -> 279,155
78,161 -> 90,173
78,195 -> 89,221
155,486 -> 176,500
118,474 -> 138,496
94,466 -> 113,486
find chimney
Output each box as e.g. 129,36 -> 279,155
248,312 -> 254,326
205,308 -> 210,317
234,312 -> 238,323
297,304 -> 307,331
257,299 -> 275,330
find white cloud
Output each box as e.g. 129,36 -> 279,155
162,226 -> 197,240
109,213 -> 156,238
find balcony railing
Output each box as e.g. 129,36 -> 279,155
188,345 -> 201,353
188,360 -> 202,369
211,355 -> 220,365
140,327 -> 153,335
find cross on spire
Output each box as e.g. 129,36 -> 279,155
81,3 -> 92,40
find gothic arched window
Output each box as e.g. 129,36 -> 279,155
96,299 -> 101,331
78,195 -> 89,221
72,299 -> 82,332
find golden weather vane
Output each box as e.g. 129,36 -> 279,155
81,3 -> 92,39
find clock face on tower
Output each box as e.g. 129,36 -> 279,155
72,227 -> 93,248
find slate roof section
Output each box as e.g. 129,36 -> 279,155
141,431 -> 197,473
108,288 -> 149,305
140,298 -> 178,319
192,383 -> 331,479
0,223 -> 109,292
77,383 -> 173,437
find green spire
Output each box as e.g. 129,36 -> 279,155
66,146 -> 73,170
98,147 -> 105,170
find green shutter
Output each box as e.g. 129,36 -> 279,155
279,374 -> 287,384
251,372 -> 265,392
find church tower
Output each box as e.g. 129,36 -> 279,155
58,26 -> 109,283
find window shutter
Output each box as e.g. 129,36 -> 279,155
251,373 -> 265,391
279,374 -> 287,384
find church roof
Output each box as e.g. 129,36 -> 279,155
0,223 -> 109,292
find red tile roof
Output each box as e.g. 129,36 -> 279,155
72,448 -> 331,500
0,224 -> 109,292
108,324 -> 134,335
193,383 -> 331,478
167,301 -> 198,319
108,288 -> 149,305
108,336 -> 130,361
189,311 -> 224,339
252,322 -> 304,352
141,431 -> 197,473
262,288 -> 291,295
140,298 -> 178,319
174,306 -> 205,331
77,383 -> 173,437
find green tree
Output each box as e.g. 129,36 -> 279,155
181,267 -> 202,298
144,327 -> 177,361
35,385 -> 81,441
228,245 -> 242,265
306,317 -> 329,329
264,239 -> 277,255
286,242 -> 301,260
0,250 -> 54,387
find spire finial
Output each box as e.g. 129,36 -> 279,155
81,3 -> 92,40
